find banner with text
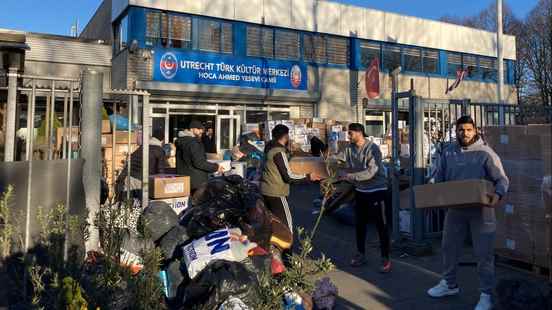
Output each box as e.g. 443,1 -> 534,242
153,49 -> 308,91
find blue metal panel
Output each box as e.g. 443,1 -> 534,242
128,7 -> 147,48
350,38 -> 361,70
439,51 -> 447,77
234,22 -> 247,57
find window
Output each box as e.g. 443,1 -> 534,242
169,15 -> 192,48
382,44 -> 401,72
247,26 -> 274,58
115,15 -> 129,53
145,12 -> 161,47
360,41 -> 380,67
275,30 -> 299,60
447,52 -> 462,77
303,34 -> 327,63
422,49 -> 439,74
403,47 -> 422,72
326,36 -> 349,64
198,19 -> 233,53
463,55 -> 478,78
480,57 -> 497,81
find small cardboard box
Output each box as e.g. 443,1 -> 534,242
412,179 -> 495,209
101,134 -> 112,146
289,157 -> 329,179
149,175 -> 190,199
152,196 -> 190,216
102,120 -> 112,133
114,131 -> 137,144
56,127 -> 80,150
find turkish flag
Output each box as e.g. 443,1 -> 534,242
365,58 -> 380,99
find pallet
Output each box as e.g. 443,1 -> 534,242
495,254 -> 551,282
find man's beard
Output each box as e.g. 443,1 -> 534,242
458,135 -> 478,147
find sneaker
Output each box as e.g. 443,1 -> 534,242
380,259 -> 392,273
427,280 -> 460,298
474,293 -> 492,310
350,253 -> 368,267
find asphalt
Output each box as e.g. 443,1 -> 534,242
289,184 -> 550,310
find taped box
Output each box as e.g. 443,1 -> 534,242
289,157 -> 329,179
149,175 -> 190,199
152,196 -> 190,216
412,179 -> 495,209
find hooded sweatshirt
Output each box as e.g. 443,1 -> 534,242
435,136 -> 509,198
175,129 -> 219,190
338,139 -> 387,192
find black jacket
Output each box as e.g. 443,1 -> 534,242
310,136 -> 327,157
201,134 -> 216,153
176,130 -> 219,190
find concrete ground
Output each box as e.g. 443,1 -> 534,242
289,184 -> 550,310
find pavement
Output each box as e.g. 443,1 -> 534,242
289,184 -> 550,310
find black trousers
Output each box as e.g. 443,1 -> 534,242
263,195 -> 293,235
354,190 -> 391,259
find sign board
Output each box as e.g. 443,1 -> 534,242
154,49 -> 308,91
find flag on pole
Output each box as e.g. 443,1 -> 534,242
445,68 -> 468,94
365,58 -> 380,99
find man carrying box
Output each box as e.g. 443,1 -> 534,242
176,120 -> 224,194
336,123 -> 391,273
427,116 -> 509,310
261,124 -> 320,235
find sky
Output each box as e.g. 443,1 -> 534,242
0,0 -> 540,36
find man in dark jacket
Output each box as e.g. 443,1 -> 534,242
309,134 -> 327,157
176,120 -> 223,193
202,127 -> 216,154
116,130 -> 169,199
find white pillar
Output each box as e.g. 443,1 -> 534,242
4,67 -> 18,162
497,0 -> 504,104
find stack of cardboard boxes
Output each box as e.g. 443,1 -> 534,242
149,175 -> 191,216
484,124 -> 551,269
101,120 -> 138,188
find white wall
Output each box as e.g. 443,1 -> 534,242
110,0 -> 517,59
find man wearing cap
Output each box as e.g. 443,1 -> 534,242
337,123 -> 391,272
261,124 -> 320,235
176,120 -> 224,193
427,116 -> 509,310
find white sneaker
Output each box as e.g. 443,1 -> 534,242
427,280 -> 460,298
474,293 -> 492,310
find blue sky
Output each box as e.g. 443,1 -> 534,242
0,0 -> 538,36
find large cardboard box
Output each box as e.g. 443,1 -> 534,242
149,175 -> 190,199
102,120 -> 112,133
289,157 -> 329,179
412,179 -> 495,209
114,131 -> 137,144
56,127 -> 80,150
495,221 -> 534,264
152,196 -> 190,216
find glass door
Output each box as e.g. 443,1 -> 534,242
216,115 -> 241,154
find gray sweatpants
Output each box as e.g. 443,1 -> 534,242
442,208 -> 496,295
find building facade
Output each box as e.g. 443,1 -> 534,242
82,0 -> 517,140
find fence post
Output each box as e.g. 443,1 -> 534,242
390,68 -> 401,240
81,70 -> 103,253
4,67 -> 18,162
410,96 -> 425,242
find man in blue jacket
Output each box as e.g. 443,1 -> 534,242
427,116 -> 509,310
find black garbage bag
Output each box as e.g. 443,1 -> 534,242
164,259 -> 184,300
495,279 -> 551,310
182,175 -> 272,250
157,225 -> 190,261
179,260 -> 260,310
139,201 -> 178,242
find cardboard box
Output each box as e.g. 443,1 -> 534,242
101,134 -> 112,146
495,222 -> 534,264
103,144 -> 138,158
152,196 -> 190,216
102,120 -> 112,133
412,179 -> 495,209
149,175 -> 190,199
114,131 -> 137,144
206,153 -> 222,160
56,127 -> 80,150
289,156 -> 329,179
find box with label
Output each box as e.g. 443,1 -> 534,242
153,197 -> 190,216
207,160 -> 231,172
149,175 -> 190,199
102,119 -> 112,133
289,157 -> 329,179
412,179 -> 495,209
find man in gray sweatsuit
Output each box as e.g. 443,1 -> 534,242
427,116 -> 509,310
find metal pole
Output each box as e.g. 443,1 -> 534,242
5,67 -> 18,162
62,94 -> 68,159
411,95 -> 425,242
48,81 -> 56,160
112,102 -> 117,196
126,96 -> 132,203
24,79 -> 36,252
390,67 -> 401,239
497,0 -> 504,106
81,70 -> 103,253
142,94 -> 150,208
63,82 -> 74,261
